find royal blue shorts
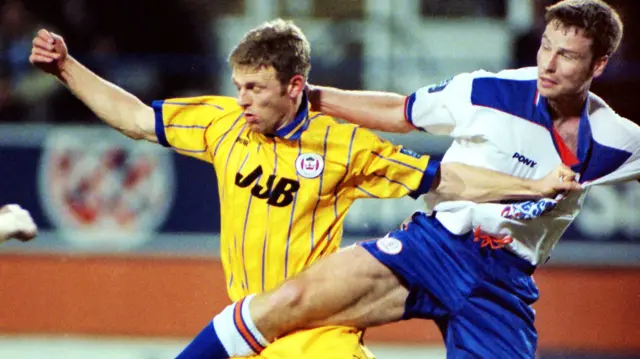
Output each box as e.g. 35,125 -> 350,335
360,212 -> 539,359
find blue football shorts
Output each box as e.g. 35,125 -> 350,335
360,212 -> 539,359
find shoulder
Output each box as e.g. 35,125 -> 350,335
446,67 -> 538,84
325,120 -> 383,142
159,95 -> 241,111
589,94 -> 640,149
488,66 -> 538,81
588,93 -> 633,131
155,95 -> 243,125
305,112 -> 358,138
469,67 -> 537,91
413,67 -> 538,104
306,115 -> 388,149
465,67 -> 538,115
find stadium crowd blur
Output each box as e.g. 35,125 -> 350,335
1,0 -> 639,125
0,0 -> 216,123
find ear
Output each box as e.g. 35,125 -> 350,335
286,75 -> 306,99
592,55 -> 609,78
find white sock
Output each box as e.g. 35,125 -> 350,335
212,294 -> 270,356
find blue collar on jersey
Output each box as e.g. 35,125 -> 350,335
536,95 -> 593,175
272,91 -> 311,140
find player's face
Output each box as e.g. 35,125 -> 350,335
536,21 -> 608,99
232,65 -> 293,134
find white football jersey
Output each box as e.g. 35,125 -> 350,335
406,67 -> 640,265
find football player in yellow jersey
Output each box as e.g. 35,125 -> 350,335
30,19 -> 580,359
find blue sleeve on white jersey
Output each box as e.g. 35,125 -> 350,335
404,72 -> 477,135
583,115 -> 640,186
405,67 -> 540,135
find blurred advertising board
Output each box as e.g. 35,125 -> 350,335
1,124 -> 639,265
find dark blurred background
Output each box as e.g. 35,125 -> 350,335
1,0 -> 639,124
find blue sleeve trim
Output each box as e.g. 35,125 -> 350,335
404,93 -> 416,126
409,159 -> 440,199
152,100 -> 170,148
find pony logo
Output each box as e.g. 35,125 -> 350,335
38,128 -> 175,250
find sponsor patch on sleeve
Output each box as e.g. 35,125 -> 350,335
400,147 -> 423,159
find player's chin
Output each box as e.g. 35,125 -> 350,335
537,87 -> 565,100
537,87 -> 554,98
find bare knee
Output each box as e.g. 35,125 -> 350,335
249,278 -> 311,340
269,279 -> 307,313
250,245 -> 408,339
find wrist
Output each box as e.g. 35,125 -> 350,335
524,178 -> 544,199
57,55 -> 76,83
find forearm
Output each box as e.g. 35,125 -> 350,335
435,162 -> 543,203
309,85 -> 413,133
57,56 -> 154,141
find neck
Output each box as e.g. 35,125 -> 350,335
275,94 -> 304,131
548,90 -> 588,122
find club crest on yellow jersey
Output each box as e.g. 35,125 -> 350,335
295,153 -> 324,178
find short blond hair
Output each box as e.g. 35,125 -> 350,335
228,19 -> 311,85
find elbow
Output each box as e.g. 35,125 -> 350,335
393,119 -> 415,133
377,111 -> 414,133
131,105 -> 157,142
388,100 -> 415,133
112,121 -> 146,141
120,119 -> 147,141
123,128 -> 146,141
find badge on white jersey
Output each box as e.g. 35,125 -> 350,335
296,153 -> 324,178
376,236 -> 403,255
427,76 -> 453,93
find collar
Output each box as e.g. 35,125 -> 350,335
536,94 -> 593,174
272,91 -> 310,140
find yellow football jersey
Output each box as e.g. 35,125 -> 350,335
152,93 -> 438,301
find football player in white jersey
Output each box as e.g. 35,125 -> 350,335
172,1 -> 639,358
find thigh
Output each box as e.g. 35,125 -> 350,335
244,327 -> 373,359
258,245 -> 409,331
359,215 -> 479,320
299,245 -> 409,329
443,287 -> 538,359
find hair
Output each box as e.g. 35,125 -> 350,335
228,18 -> 311,86
545,0 -> 623,59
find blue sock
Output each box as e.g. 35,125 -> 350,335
175,321 -> 228,359
175,295 -> 269,359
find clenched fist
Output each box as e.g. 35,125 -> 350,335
29,29 -> 69,76
0,204 -> 38,243
534,163 -> 582,199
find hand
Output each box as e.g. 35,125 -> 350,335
29,29 -> 69,77
0,204 -> 38,242
535,164 -> 582,199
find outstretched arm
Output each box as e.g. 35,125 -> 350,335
29,29 -> 156,142
308,85 -> 413,133
434,162 -> 582,202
